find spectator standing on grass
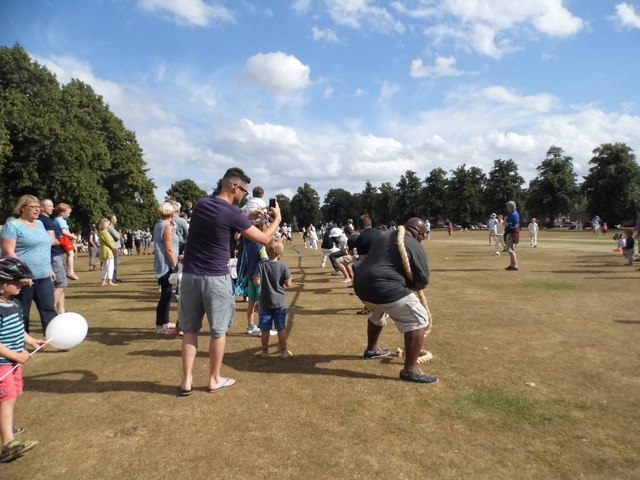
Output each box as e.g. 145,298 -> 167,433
178,167 -> 282,396
108,214 -> 121,283
153,203 -> 179,335
142,228 -> 152,255
622,229 -> 635,266
447,223 -> 453,237
38,200 -> 67,314
0,256 -> 45,463
353,218 -> 437,384
592,216 -> 601,237
528,218 -> 539,248
99,219 -> 118,287
0,195 -> 56,334
504,201 -> 520,271
488,213 -> 498,246
253,238 -> 293,358
494,214 -> 505,256
87,226 -> 99,271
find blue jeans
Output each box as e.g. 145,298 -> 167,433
16,276 -> 56,333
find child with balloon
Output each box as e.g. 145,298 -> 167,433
0,256 -> 46,463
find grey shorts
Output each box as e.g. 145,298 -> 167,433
51,255 -> 68,288
179,273 -> 235,337
363,293 -> 430,333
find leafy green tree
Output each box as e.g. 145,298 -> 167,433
275,193 -> 292,225
374,182 -> 397,226
484,159 -> 524,216
582,143 -> 640,226
445,165 -> 486,226
0,45 -> 158,230
291,183 -> 321,228
394,170 -> 424,222
525,146 -> 581,226
321,188 -> 357,224
166,179 -> 207,207
358,180 -> 378,223
424,168 -> 448,224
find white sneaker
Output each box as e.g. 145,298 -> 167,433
269,330 -> 278,336
495,252 -> 500,256
246,325 -> 261,335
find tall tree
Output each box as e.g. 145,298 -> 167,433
374,182 -> 397,226
322,188 -> 357,224
394,170 -> 424,222
358,180 -> 378,223
582,143 -> 640,226
166,179 -> 207,206
275,193 -> 292,225
291,183 -> 321,228
525,146 -> 580,226
446,165 -> 486,226
423,168 -> 448,224
484,159 -> 524,216
0,45 -> 158,230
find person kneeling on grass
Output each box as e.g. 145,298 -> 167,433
253,238 -> 293,358
0,257 -> 46,463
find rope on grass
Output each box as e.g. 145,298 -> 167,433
395,225 -> 433,364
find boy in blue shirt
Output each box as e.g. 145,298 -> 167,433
253,238 -> 292,358
0,257 -> 46,463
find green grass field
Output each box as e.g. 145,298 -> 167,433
3,229 -> 639,479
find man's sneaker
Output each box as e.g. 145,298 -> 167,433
246,325 -> 261,335
363,348 -> 390,359
269,329 -> 278,336
279,350 -> 293,358
259,351 -> 270,359
399,370 -> 438,384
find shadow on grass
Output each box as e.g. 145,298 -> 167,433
127,347 -> 391,381
24,369 -> 178,396
85,326 -> 174,346
614,320 -> 640,324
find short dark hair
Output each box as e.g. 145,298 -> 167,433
221,167 -> 251,190
252,186 -> 264,198
357,215 -> 372,230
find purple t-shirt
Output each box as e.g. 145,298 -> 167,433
182,196 -> 252,276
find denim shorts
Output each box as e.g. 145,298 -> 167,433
258,307 -> 287,331
179,273 -> 235,337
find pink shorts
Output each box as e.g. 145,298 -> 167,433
0,364 -> 23,402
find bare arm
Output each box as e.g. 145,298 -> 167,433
163,224 -> 177,268
242,205 -> 283,245
284,278 -> 293,288
1,237 -> 17,257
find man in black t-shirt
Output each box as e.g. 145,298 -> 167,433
39,198 -> 66,314
353,218 -> 437,384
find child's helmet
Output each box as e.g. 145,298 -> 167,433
0,256 -> 33,282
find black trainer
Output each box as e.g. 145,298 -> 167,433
399,370 -> 438,384
363,348 -> 390,359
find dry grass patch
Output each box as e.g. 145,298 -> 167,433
2,229 -> 639,479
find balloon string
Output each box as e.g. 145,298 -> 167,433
0,340 -> 51,382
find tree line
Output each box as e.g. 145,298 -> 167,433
3,45 -> 639,232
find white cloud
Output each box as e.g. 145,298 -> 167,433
615,3 -> 640,28
242,52 -> 312,92
137,0 -> 233,27
324,0 -> 405,33
324,85 -> 335,98
354,88 -> 368,97
480,86 -> 558,113
410,56 -> 463,78
312,26 -> 340,42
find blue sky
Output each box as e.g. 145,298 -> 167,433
2,0 -> 639,202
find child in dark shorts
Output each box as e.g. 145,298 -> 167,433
0,257 -> 46,463
253,238 -> 292,358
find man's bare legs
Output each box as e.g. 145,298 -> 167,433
54,287 -> 65,314
180,332 -> 198,391
208,336 -> 234,389
403,327 -> 426,374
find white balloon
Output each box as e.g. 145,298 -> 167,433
45,312 -> 88,350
